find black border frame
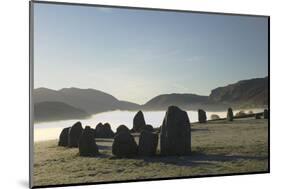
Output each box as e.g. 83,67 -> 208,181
29,1 -> 270,188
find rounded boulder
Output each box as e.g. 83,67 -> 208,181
112,131 -> 138,158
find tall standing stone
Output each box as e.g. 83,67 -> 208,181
68,121 -> 83,147
160,106 -> 191,156
133,110 -> 146,132
79,126 -> 99,156
227,108 -> 234,121
198,109 -> 207,123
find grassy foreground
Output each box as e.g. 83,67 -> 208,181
33,118 -> 268,187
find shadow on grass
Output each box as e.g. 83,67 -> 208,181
140,152 -> 268,167
97,144 -> 112,150
191,128 -> 209,132
104,151 -> 268,167
92,142 -> 268,168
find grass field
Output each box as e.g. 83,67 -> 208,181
33,118 -> 268,187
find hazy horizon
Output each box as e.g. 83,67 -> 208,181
35,74 -> 268,105
34,3 -> 268,104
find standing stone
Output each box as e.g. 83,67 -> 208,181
198,109 -> 207,123
112,131 -> 138,158
160,106 -> 191,156
116,125 -> 130,135
103,123 -> 114,137
95,123 -> 103,137
227,108 -> 234,121
96,122 -> 103,129
255,114 -> 261,119
91,128 -> 96,137
133,110 -> 146,132
95,122 -> 114,138
85,126 -> 96,137
140,124 -> 154,132
264,109 -> 268,119
68,121 -> 83,147
138,130 -> 158,156
58,127 -> 70,147
79,126 -> 99,156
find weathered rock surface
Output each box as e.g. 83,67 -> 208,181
116,125 -> 130,135
227,108 -> 234,121
255,114 -> 261,119
160,106 -> 191,156
95,122 -> 114,138
133,110 -> 146,132
79,126 -> 99,156
58,127 -> 70,147
198,109 -> 207,123
140,124 -> 154,132
264,109 -> 268,119
68,121 -> 83,147
138,130 -> 158,156
112,131 -> 138,158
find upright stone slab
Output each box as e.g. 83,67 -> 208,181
198,109 -> 207,123
140,124 -> 154,132
85,125 -> 96,137
95,122 -> 103,129
264,109 -> 268,119
116,125 -> 130,135
112,131 -> 138,158
58,127 -> 70,147
95,122 -> 114,138
79,126 -> 99,157
227,108 -> 234,121
68,121 -> 83,147
133,110 -> 146,132
160,106 -> 191,156
103,123 -> 114,137
138,130 -> 158,156
255,114 -> 261,119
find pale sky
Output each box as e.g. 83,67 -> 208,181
33,3 -> 268,104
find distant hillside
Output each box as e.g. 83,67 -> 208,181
34,76 -> 268,122
34,87 -> 140,114
34,101 -> 90,122
209,77 -> 268,107
142,77 -> 268,110
142,93 -> 209,110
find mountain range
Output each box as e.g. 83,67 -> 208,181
33,76 -> 268,122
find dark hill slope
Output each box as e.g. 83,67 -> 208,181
143,93 -> 209,110
34,101 -> 90,122
209,77 -> 268,106
34,87 -> 140,114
